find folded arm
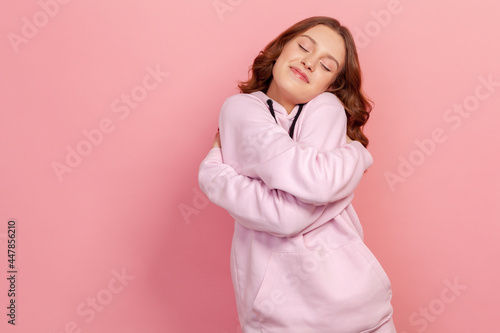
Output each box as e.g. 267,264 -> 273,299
219,93 -> 373,205
198,93 -> 368,236
198,147 -> 353,237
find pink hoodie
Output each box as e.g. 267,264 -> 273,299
198,91 -> 396,332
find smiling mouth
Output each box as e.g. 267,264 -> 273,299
290,67 -> 309,83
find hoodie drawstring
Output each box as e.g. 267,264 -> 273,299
266,99 -> 304,139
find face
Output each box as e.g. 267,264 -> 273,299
267,24 -> 346,109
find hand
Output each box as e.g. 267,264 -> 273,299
346,134 -> 353,144
212,130 -> 221,148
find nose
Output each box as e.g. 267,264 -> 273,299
301,57 -> 312,70
301,57 -> 315,72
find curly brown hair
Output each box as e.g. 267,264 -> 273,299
238,16 -> 373,147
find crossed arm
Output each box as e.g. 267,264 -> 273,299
216,93 -> 372,205
198,92 -> 372,237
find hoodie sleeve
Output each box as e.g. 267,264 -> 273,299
219,93 -> 373,206
198,147 -> 353,237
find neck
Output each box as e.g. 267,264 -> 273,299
266,83 -> 295,114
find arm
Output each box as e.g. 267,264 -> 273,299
198,147 -> 353,237
198,93 -> 363,237
219,93 -> 373,205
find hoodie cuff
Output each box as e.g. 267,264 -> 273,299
349,141 -> 373,169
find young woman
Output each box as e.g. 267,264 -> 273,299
198,16 -> 396,333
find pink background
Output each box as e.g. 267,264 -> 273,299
1,0 -> 499,332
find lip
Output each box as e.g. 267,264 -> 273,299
290,67 -> 309,83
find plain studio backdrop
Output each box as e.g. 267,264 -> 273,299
1,0 -> 499,332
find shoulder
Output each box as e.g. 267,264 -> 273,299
308,92 -> 344,109
223,93 -> 264,108
220,93 -> 269,122
302,92 -> 346,123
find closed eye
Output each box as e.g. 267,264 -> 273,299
321,63 -> 331,72
299,44 -> 309,52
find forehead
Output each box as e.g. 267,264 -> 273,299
295,25 -> 346,61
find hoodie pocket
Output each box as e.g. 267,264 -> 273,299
252,239 -> 393,333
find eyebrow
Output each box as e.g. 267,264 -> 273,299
299,34 -> 340,69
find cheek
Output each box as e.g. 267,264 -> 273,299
312,76 -> 334,93
273,58 -> 289,80
276,46 -> 297,64
273,55 -> 285,72
323,74 -> 337,89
